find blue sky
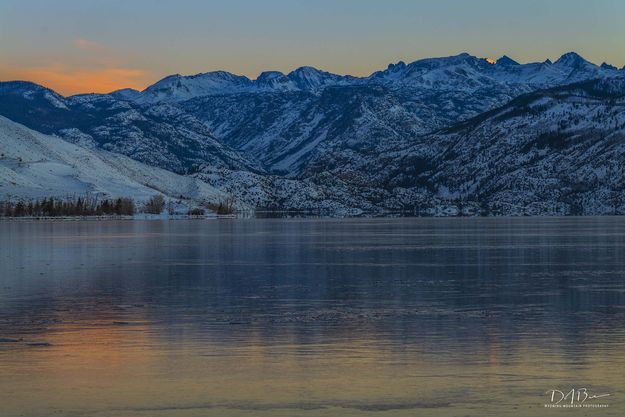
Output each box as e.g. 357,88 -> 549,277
1,0 -> 623,94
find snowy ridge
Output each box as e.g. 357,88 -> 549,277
131,52 -> 623,103
0,81 -> 259,173
134,66 -> 356,103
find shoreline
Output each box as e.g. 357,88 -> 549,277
1,213 -> 624,221
0,214 -> 224,221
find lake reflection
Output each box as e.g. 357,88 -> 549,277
1,218 -> 625,416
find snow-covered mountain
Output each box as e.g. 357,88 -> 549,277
175,52 -> 623,177
182,85 -> 429,176
133,66 -> 355,104
1,52 -> 625,215
0,116 -> 227,204
132,52 -> 622,104
187,77 -> 625,215
136,71 -> 255,104
0,81 -> 259,173
376,77 -> 625,215
3,52 -> 620,178
368,52 -> 621,90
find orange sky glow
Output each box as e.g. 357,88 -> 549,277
0,64 -> 152,95
1,1 -> 624,96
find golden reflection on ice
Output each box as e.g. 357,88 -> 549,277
1,319 -> 625,417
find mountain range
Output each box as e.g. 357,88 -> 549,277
1,52 -> 624,215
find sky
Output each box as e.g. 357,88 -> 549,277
1,0 -> 624,95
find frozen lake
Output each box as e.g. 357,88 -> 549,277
1,218 -> 624,416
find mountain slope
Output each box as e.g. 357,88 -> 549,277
183,85 -> 427,176
0,116 -> 226,204
381,77 -> 625,215
178,52 -> 623,176
0,82 -> 259,173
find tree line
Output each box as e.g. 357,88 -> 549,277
0,195 -> 236,217
0,196 -> 135,217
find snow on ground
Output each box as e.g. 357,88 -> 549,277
0,116 -> 228,206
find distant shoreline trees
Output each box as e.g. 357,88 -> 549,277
205,197 -> 235,215
1,194 -> 237,218
144,195 -> 165,214
0,196 -> 135,217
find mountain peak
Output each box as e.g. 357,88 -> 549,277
257,71 -> 287,81
287,66 -> 345,91
600,62 -> 618,71
291,66 -> 323,75
110,88 -> 142,100
496,55 -> 520,66
555,52 -> 588,67
452,52 -> 478,62
387,61 -> 407,71
0,80 -> 68,109
137,70 -> 252,103
0,80 -> 52,93
406,52 -> 480,69
192,70 -> 247,81
256,71 -> 295,91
